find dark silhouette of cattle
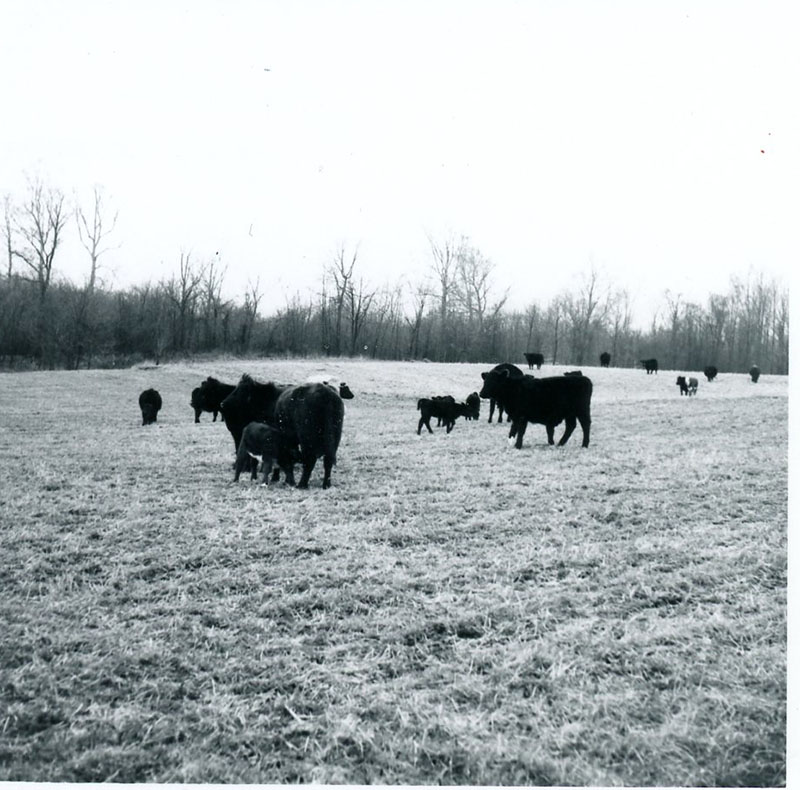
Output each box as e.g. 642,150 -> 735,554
336,382 -> 354,399
524,352 -> 544,370
234,422 -> 297,484
677,376 -> 699,396
641,358 -> 659,374
479,369 -> 592,450
749,365 -> 761,383
417,398 -> 471,434
464,392 -> 480,420
274,382 -> 345,489
138,389 -> 162,425
599,351 -> 611,367
191,377 -> 236,423
219,375 -> 289,454
704,366 -> 718,382
486,362 -> 525,423
564,370 -> 583,377
429,395 -> 456,426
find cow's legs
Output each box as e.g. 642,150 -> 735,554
558,416 -> 577,446
212,410 -> 218,422
322,455 -> 334,489
297,455 -> 317,489
578,415 -> 591,448
545,424 -> 555,445
194,409 -> 201,423
513,420 -> 528,449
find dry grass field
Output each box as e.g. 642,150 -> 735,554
0,358 -> 787,785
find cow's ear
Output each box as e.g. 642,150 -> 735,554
481,372 -> 487,380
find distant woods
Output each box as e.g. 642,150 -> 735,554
0,181 -> 789,374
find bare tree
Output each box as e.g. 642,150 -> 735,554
427,232 -> 465,359
563,266 -> 612,365
327,245 -> 359,355
164,251 -> 206,352
2,195 -> 14,279
12,175 -> 68,303
240,277 -> 262,351
76,185 -> 118,295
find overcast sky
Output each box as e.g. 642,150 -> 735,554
1,1 -> 796,326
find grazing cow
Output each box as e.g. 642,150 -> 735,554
191,376 -> 236,423
688,377 -> 698,395
524,352 -> 544,370
234,422 -> 298,484
704,366 -> 718,382
599,351 -> 611,368
641,358 -> 659,374
273,382 -> 345,489
486,362 -> 525,423
564,370 -> 583,377
138,388 -> 162,425
464,391 -> 480,420
750,365 -> 760,383
417,398 -> 471,434
479,369 -> 592,450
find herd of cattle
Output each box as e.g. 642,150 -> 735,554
135,353 -> 764,488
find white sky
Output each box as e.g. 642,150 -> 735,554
1,0 -> 797,326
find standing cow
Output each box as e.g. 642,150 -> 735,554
524,352 -> 544,370
749,365 -> 761,383
480,369 -> 592,450
704,366 -> 718,382
486,362 -> 525,424
191,377 -> 236,423
273,382 -> 345,489
641,358 -> 659,374
599,351 -> 611,368
138,389 -> 162,425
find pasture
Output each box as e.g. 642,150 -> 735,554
0,359 -> 787,785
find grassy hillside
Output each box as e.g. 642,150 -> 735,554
0,359 -> 787,785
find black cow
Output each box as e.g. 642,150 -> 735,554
337,382 -> 355,399
219,374 -> 289,454
417,398 -> 471,434
599,351 -> 611,368
479,369 -> 592,450
641,358 -> 659,374
749,365 -> 761,383
704,366 -> 718,382
486,362 -> 525,423
524,352 -> 544,370
428,395 -> 455,426
234,422 -> 297,484
138,388 -> 162,425
273,382 -> 345,489
191,377 -> 236,423
464,392 -> 480,420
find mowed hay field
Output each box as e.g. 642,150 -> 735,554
0,359 -> 787,785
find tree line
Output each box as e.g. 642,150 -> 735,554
1,176 -> 789,374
